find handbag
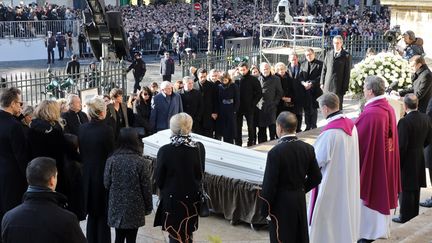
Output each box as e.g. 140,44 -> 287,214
197,143 -> 210,217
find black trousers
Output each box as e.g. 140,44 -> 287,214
58,46 -> 64,60
235,111 -> 256,146
87,214 -> 111,243
258,124 -> 276,144
133,75 -> 143,93
162,75 -> 172,82
295,113 -> 303,133
47,49 -> 55,64
304,105 -> 318,130
338,94 -> 344,110
399,190 -> 420,222
115,228 -> 138,243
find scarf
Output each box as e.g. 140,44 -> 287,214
170,134 -> 197,147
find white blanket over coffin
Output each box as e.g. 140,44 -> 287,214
142,130 -> 268,183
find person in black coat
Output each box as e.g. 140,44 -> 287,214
300,48 -> 324,130
260,111 -> 322,243
63,133 -> 85,221
79,97 -> 115,243
154,113 -> 205,243
181,76 -> 203,133
235,62 -> 262,146
61,94 -> 89,136
421,98 -> 432,208
398,55 -> 432,113
275,63 -> 297,117
106,88 -> 129,141
0,88 -> 28,239
216,73 -> 240,144
194,68 -> 218,138
66,54 -> 80,81
320,35 -> 352,110
133,87 -> 153,137
1,157 -> 86,243
28,100 -> 66,195
127,52 -> 147,93
394,94 -> 432,223
287,54 -> 306,132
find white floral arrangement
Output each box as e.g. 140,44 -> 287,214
350,52 -> 412,97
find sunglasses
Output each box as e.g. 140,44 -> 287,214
142,93 -> 149,96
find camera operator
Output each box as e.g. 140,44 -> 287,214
398,30 -> 425,60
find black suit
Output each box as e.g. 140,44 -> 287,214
194,80 -> 218,138
399,64 -> 432,113
235,72 -> 262,146
287,63 -> 305,132
78,120 -> 115,243
300,59 -> 323,130
66,60 -> 80,80
181,89 -> 203,133
61,110 -> 89,136
321,49 -> 351,110
261,136 -> 322,243
0,110 -> 28,238
398,110 -> 432,221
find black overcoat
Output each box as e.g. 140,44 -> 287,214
300,59 -> 324,108
194,80 -> 218,131
399,64 -> 432,113
61,110 -> 89,136
181,89 -> 203,132
235,71 -> 262,115
398,111 -> 432,190
0,110 -> 28,223
260,136 -> 322,243
1,191 -> 86,243
154,142 -> 205,237
78,119 -> 115,217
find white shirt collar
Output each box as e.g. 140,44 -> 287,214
365,95 -> 386,107
279,134 -> 296,139
326,113 -> 346,123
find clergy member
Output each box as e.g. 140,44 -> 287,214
308,92 -> 360,243
393,94 -> 432,223
260,111 -> 322,243
355,76 -> 401,242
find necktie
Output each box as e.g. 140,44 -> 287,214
76,113 -> 82,124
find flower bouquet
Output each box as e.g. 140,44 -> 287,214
349,52 -> 412,99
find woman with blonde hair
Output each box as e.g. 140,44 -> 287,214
28,100 -> 67,193
154,112 -> 205,243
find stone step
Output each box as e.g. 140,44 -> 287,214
376,208 -> 432,243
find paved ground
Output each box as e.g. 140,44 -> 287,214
2,57 -> 432,242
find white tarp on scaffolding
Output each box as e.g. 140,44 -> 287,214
142,129 -> 268,183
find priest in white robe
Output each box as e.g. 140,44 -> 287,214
308,93 -> 360,243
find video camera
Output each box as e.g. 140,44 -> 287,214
274,0 -> 293,25
383,25 -> 401,46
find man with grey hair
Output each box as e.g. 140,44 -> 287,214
393,94 -> 431,223
0,87 -> 28,243
320,35 -> 351,110
150,81 -> 183,132
180,76 -> 203,133
398,55 -> 432,113
308,92 -> 360,243
261,111 -> 321,242
61,94 -> 89,136
355,76 -> 401,242
256,62 -> 283,143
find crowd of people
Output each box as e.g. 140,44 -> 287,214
0,28 -> 432,242
0,3 -> 77,21
117,1 -> 389,53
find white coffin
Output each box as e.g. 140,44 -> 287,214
142,130 -> 268,183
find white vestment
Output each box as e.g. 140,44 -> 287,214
308,114 -> 361,243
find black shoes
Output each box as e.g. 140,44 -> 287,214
357,239 -> 374,243
392,217 -> 406,224
419,198 -> 432,207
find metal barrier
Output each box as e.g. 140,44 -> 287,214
0,20 -> 82,38
1,62 -> 126,106
181,35 -> 388,76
